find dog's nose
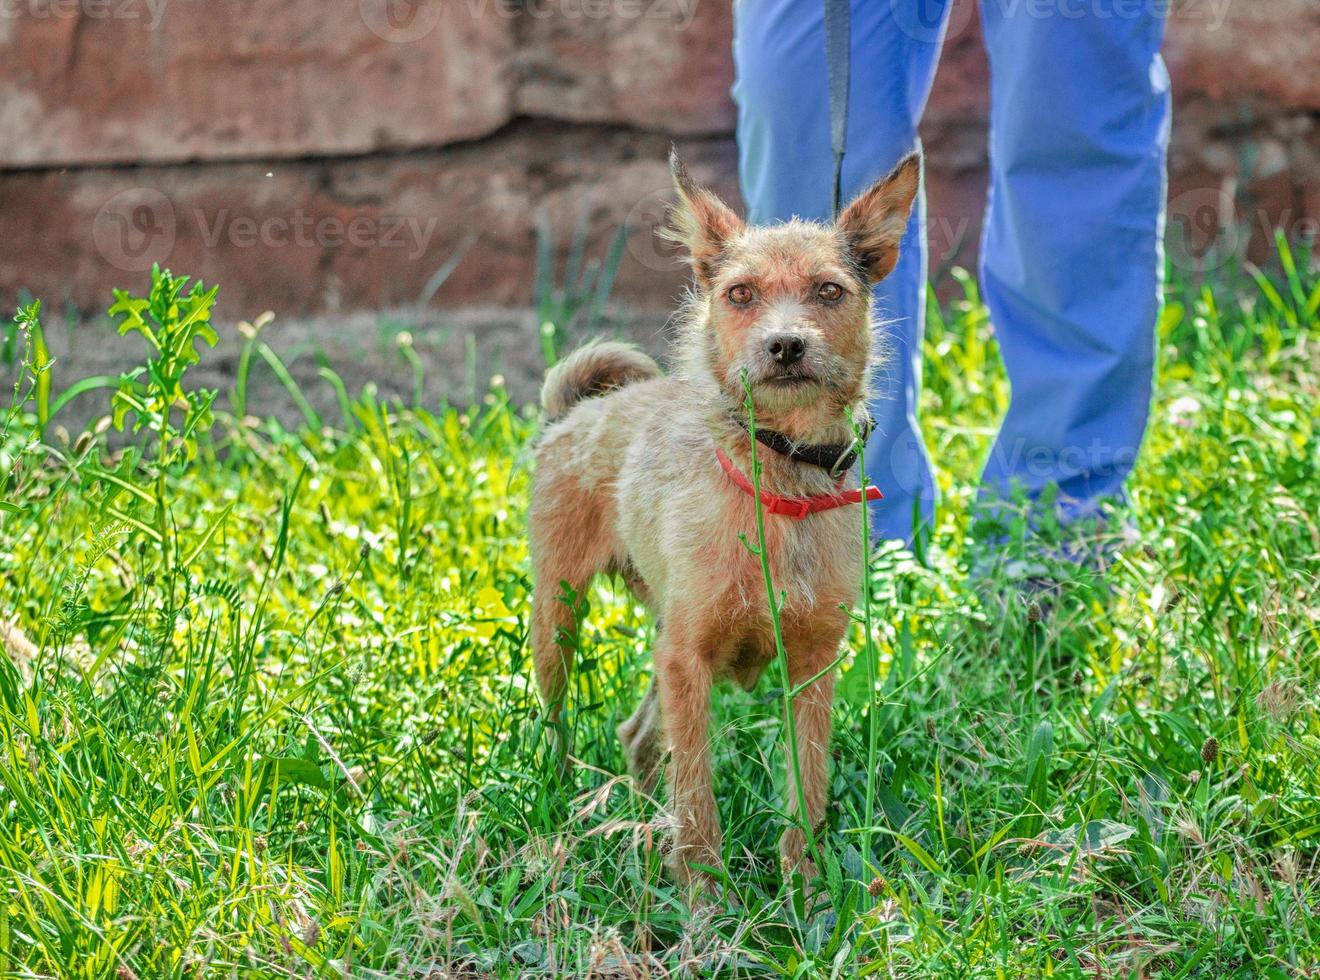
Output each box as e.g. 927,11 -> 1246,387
766,334 -> 805,366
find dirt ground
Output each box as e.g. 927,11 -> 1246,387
31,305 -> 676,435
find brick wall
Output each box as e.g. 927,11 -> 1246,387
1,0 -> 1316,320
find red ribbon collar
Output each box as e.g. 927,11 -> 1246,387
715,446 -> 882,520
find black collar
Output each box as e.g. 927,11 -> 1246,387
734,416 -> 874,476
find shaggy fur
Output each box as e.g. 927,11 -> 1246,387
530,149 -> 920,889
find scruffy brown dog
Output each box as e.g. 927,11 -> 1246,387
530,150 -> 919,889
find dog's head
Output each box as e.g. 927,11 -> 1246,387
664,150 -> 919,439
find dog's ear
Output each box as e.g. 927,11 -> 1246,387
662,147 -> 743,287
836,152 -> 920,283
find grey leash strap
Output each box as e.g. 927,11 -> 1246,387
823,0 -> 851,219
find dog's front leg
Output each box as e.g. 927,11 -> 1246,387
780,651 -> 836,881
655,633 -> 721,891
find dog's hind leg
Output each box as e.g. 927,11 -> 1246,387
617,675 -> 663,795
530,562 -> 593,776
530,557 -> 598,760
530,472 -> 618,773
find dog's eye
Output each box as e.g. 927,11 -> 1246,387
727,284 -> 754,306
817,282 -> 844,303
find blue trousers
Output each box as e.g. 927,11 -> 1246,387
733,0 -> 1171,541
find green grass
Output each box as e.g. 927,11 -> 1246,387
1,243 -> 1318,978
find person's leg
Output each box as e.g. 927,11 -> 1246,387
732,0 -> 952,542
977,1 -> 1170,524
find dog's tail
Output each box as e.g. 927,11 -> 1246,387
540,341 -> 661,423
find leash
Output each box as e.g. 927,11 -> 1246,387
823,0 -> 851,218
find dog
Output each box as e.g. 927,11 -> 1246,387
529,149 -> 919,889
